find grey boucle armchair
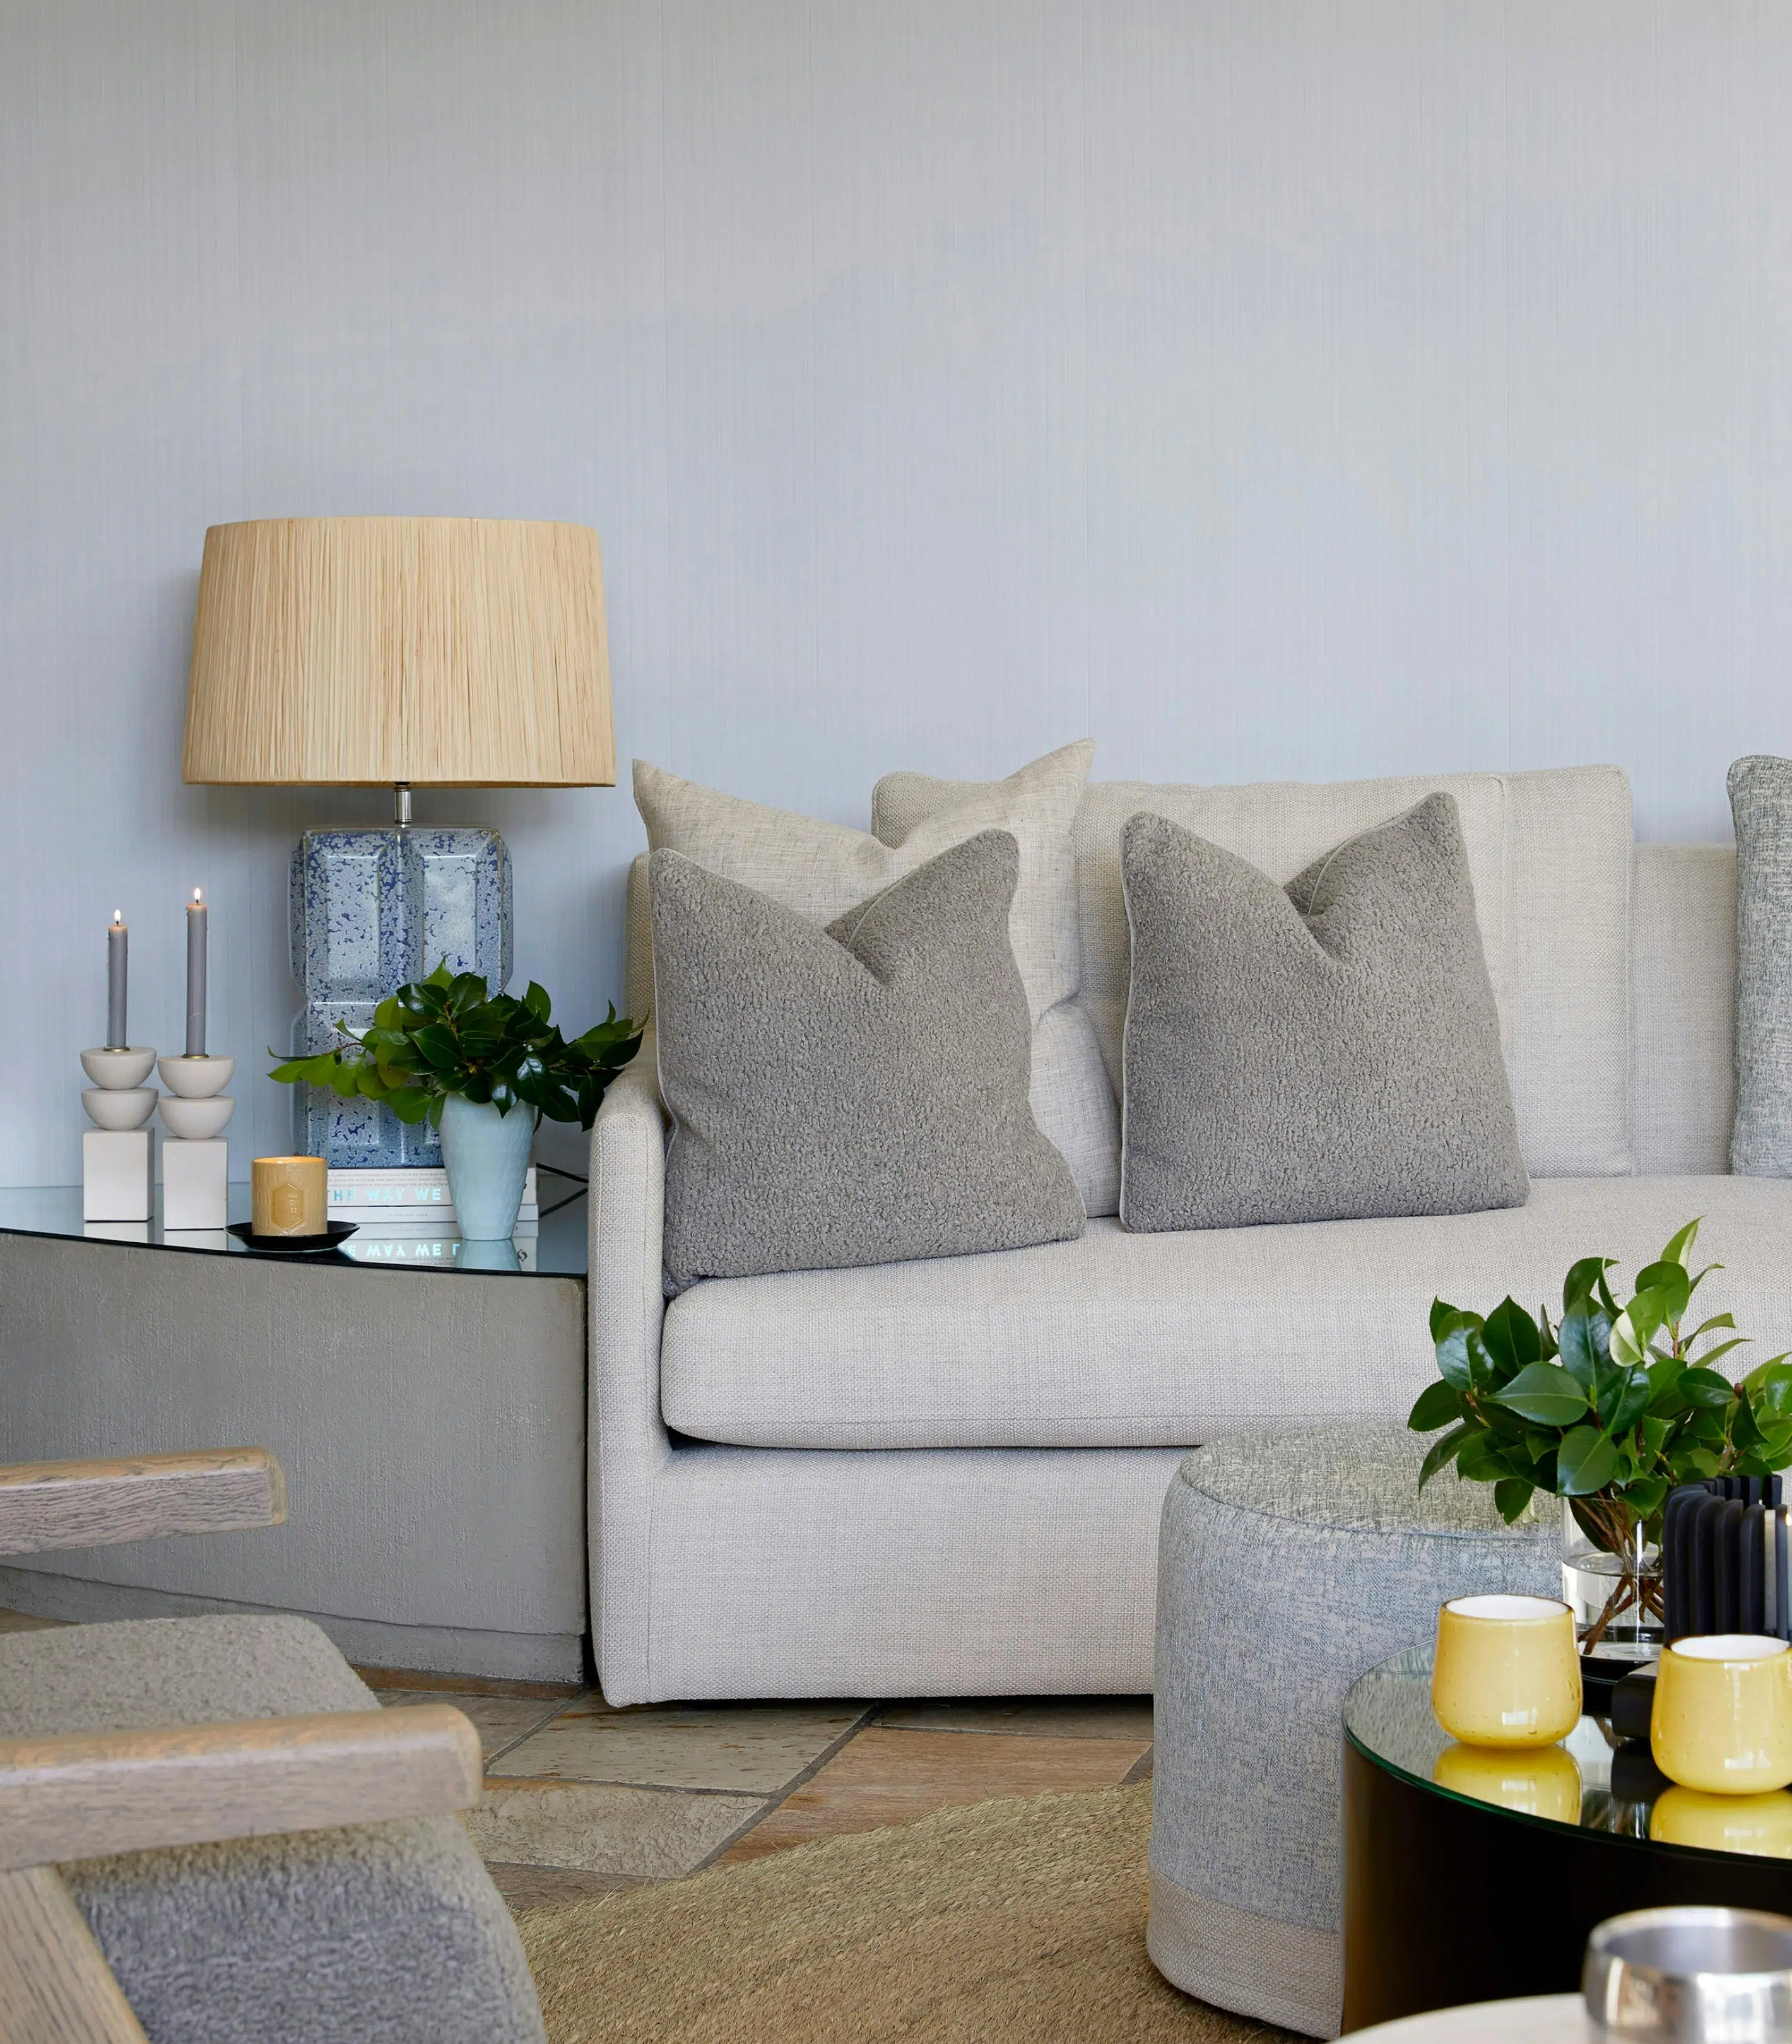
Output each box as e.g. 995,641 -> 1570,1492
0,1448 -> 545,2044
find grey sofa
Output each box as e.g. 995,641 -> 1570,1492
589,762 -> 1792,1705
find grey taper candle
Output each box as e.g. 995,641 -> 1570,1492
185,889 -> 207,1057
106,912 -> 127,1049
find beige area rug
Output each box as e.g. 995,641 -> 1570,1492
517,1784 -> 1302,2043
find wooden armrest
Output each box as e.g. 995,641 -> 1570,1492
0,1705 -> 481,1871
0,1448 -> 287,1556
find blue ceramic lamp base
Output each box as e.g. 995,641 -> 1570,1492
290,825 -> 512,1168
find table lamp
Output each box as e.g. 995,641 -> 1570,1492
183,516 -> 615,1166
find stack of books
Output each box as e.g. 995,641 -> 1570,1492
326,1166 -> 540,1240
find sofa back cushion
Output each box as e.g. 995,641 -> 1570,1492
1632,843 -> 1736,1176
1071,764 -> 1634,1179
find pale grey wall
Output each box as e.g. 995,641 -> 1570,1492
4,1 -> 1790,1186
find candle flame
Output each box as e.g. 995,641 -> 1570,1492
112,910 -> 123,926
191,888 -> 204,904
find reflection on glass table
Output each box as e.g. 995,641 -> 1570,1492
0,1171 -> 589,1278
1346,1645 -> 1792,1864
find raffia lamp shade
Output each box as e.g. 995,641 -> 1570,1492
182,517 -> 615,787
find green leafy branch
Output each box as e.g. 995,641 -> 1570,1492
1408,1217 -> 1792,1559
270,962 -> 644,1132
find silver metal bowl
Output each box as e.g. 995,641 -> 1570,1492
1585,1907 -> 1792,2040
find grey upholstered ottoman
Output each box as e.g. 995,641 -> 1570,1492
1147,1425 -> 1558,2038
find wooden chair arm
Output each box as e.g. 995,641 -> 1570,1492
0,1449 -> 287,1556
0,1705 -> 481,1872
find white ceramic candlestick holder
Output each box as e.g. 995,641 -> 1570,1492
80,1044 -> 158,1220
156,1059 -> 233,1230
81,1047 -> 157,1090
157,1054 -> 233,1099
162,1134 -> 229,1230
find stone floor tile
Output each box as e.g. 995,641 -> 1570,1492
353,1663 -> 586,1701
465,1780 -> 765,1879
0,1607 -> 62,1633
485,1860 -> 645,1918
376,1689 -> 566,1763
716,1725 -> 1149,1863
487,1698 -> 865,1793
877,1696 -> 1154,1741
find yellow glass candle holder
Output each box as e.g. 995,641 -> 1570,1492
1432,1739 -> 1582,1823
1431,1593 -> 1582,1748
1651,1635 -> 1792,1795
1651,1785 -> 1792,1857
251,1154 -> 327,1238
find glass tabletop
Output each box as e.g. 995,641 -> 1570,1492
1347,1646 -> 1792,1867
0,1173 -> 589,1278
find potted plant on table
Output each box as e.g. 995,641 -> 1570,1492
271,965 -> 644,1241
1408,1219 -> 1792,1655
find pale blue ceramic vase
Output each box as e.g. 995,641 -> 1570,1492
438,1095 -> 534,1241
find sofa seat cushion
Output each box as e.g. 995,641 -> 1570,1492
660,1176 -> 1792,1450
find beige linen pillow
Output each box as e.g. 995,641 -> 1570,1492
634,741 -> 1091,1023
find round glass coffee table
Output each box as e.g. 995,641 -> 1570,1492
1343,1646 -> 1792,2032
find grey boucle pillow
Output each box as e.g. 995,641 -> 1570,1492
1119,793 -> 1528,1231
1730,755 -> 1792,1175
652,830 -> 1085,1289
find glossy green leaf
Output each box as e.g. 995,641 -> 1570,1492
1456,1431 -> 1518,1483
1634,1261 -> 1693,1324
1661,1218 -> 1702,1268
1678,1367 -> 1737,1411
1482,1298 -> 1543,1380
1556,1426 -> 1621,1496
1435,1324 -> 1476,1391
1611,1291 -> 1668,1368
1408,1380 -> 1463,1433
1418,1423 -> 1473,1491
1494,1478 -> 1536,1524
1490,1363 -> 1589,1426
1563,1257 -> 1615,1313
1558,1305 -> 1612,1390
1600,1365 -> 1653,1438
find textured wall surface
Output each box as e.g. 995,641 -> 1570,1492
4,2 -> 1792,1184
0,1235 -> 587,1676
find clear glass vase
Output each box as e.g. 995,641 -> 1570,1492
1561,1501 -> 1664,1663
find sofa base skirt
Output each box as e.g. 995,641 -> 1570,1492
0,1563 -> 586,1685
1147,1868 -> 1341,2039
599,1442 -> 1191,1703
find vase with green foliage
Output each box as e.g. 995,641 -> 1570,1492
271,964 -> 643,1240
1407,1219 -> 1792,1652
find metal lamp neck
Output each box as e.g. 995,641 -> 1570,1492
394,784 -> 413,829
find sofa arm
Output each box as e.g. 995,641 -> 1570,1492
588,1041 -> 671,1703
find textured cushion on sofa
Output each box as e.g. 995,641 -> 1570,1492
1119,796 -> 1527,1231
0,1614 -> 541,2044
1076,764 -> 1634,1179
658,1174 -> 1792,1450
651,831 -> 1084,1288
635,740 -> 1112,1211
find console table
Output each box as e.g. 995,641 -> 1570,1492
0,1176 -> 589,1682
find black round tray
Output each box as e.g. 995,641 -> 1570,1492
226,1221 -> 359,1256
